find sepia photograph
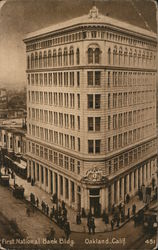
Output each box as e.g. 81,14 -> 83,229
0,0 -> 157,249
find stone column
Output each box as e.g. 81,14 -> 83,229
126,174 -> 129,194
105,187 -> 109,213
43,167 -> 46,190
139,167 -> 142,187
63,176 -> 66,202
143,165 -> 146,186
31,162 -> 33,181
57,174 -> 60,200
121,177 -> 125,202
100,188 -> 106,213
116,180 -> 120,204
68,179 -> 71,206
48,169 -> 51,194
135,169 -> 138,192
53,172 -> 56,195
147,162 -> 150,184
39,165 -> 42,187
131,172 -> 134,195
111,183 -> 114,206
7,133 -> 11,151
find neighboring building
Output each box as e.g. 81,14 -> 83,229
0,126 -> 27,179
24,6 -> 157,216
0,88 -> 8,119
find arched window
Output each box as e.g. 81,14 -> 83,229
138,51 -> 141,65
118,48 -> 122,65
69,47 -> 74,65
35,52 -> 38,68
48,50 -> 52,67
113,48 -> 117,65
108,48 -> 111,65
133,50 -> 137,66
142,51 -> 145,65
58,48 -> 62,66
95,48 -> 100,63
76,48 -> 80,65
129,49 -> 132,66
146,52 -> 149,66
27,55 -> 30,69
43,51 -> 47,68
63,48 -> 68,66
88,48 -> 93,64
53,49 -> 57,67
124,48 -> 128,65
31,53 -> 34,69
39,52 -> 42,68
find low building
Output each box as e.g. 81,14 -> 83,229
0,126 -> 27,179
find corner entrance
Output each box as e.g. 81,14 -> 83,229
89,188 -> 101,217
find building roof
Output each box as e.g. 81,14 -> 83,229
24,6 -> 156,41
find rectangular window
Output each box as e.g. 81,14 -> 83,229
88,71 -> 93,85
78,138 -> 80,151
95,117 -> 100,131
95,94 -> 100,109
88,95 -> 93,109
77,72 -> 80,87
95,71 -> 101,85
88,140 -> 94,153
77,94 -> 80,109
95,140 -> 101,153
88,117 -> 93,131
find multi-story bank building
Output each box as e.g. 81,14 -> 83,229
24,6 -> 157,216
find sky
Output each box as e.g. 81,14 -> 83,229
0,0 -> 157,90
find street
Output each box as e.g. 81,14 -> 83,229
0,184 -> 156,250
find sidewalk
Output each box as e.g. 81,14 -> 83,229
3,168 -> 154,233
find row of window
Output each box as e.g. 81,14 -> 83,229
108,107 -> 154,130
27,71 -> 156,88
106,32 -> 156,50
107,71 -> 155,88
27,47 -> 80,69
29,109 -> 81,130
108,91 -> 154,109
107,47 -> 156,67
106,139 -> 156,175
26,31 -> 85,51
28,124 -> 80,152
107,123 -> 154,151
28,91 -> 80,109
26,28 -> 156,53
28,142 -> 81,175
28,71 -> 80,87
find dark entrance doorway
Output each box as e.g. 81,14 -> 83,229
89,189 -> 101,217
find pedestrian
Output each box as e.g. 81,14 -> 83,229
132,204 -> 136,215
76,212 -> 81,224
26,207 -> 30,217
92,217 -> 96,234
127,208 -> 130,219
46,204 -> 49,216
111,219 -> 114,231
41,201 -> 44,212
116,216 -> 120,227
64,221 -> 71,240
36,197 -> 39,207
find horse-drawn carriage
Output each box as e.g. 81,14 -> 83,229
0,174 -> 10,186
12,184 -> 25,199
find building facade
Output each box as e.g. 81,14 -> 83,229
24,7 -> 157,216
0,88 -> 8,119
